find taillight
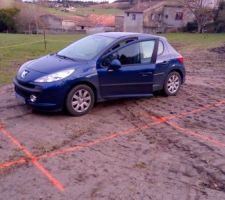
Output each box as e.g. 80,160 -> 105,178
178,56 -> 184,64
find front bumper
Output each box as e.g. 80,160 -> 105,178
13,79 -> 68,111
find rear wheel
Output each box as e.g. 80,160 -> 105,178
163,71 -> 181,96
66,85 -> 95,116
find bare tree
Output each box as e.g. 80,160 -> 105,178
178,0 -> 214,33
15,2 -> 45,34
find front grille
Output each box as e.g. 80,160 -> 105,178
14,79 -> 42,98
17,80 -> 36,89
15,85 -> 30,98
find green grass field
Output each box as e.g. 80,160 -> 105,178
0,33 -> 85,85
163,33 -> 225,50
45,7 -> 123,17
0,33 -> 225,86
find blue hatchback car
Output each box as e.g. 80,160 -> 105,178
14,32 -> 185,116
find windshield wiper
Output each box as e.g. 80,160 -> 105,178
56,53 -> 76,62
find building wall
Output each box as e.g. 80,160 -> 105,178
143,5 -> 194,33
115,16 -> 124,32
203,0 -> 220,8
124,12 -> 144,33
39,15 -> 62,31
162,6 -> 186,28
62,20 -> 76,31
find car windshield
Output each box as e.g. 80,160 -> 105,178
57,35 -> 115,60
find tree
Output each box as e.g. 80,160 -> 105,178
178,0 -> 214,33
0,8 -> 19,32
15,2 -> 45,33
214,1 -> 225,32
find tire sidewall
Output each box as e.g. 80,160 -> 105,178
66,85 -> 95,116
164,71 -> 181,96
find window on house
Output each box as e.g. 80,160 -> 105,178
175,12 -> 183,20
165,14 -> 168,19
151,14 -> 155,20
132,14 -> 136,20
81,26 -> 84,30
127,13 -> 129,17
158,14 -> 162,21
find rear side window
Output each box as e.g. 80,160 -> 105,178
158,40 -> 164,55
140,40 -> 155,63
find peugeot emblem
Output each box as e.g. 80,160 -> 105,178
21,70 -> 29,79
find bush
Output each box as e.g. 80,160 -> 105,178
183,21 -> 198,32
0,8 -> 19,33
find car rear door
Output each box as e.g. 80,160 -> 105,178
97,39 -> 158,98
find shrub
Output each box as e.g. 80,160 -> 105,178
183,21 -> 198,32
0,8 -> 19,32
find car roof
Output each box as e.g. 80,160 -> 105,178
95,32 -> 166,41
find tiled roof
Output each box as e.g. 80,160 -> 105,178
62,14 -> 115,27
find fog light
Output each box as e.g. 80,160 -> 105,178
30,95 -> 37,103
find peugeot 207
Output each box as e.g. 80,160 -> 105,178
14,32 -> 185,116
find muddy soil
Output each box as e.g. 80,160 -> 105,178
209,44 -> 225,55
0,45 -> 225,200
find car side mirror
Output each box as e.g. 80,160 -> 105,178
109,59 -> 121,71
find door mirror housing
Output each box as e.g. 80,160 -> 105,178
109,59 -> 121,71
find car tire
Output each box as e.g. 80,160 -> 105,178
163,71 -> 181,96
66,85 -> 95,116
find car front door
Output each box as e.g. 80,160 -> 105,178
97,40 -> 158,98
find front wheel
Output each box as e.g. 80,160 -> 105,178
66,85 -> 95,116
163,72 -> 181,96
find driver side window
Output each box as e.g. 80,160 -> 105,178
117,43 -> 140,65
102,40 -> 155,67
102,42 -> 140,66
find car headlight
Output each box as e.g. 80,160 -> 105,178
35,69 -> 75,83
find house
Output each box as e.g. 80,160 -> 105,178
115,15 -> 124,32
203,0 -> 221,8
62,14 -> 115,33
122,1 -> 194,33
39,14 -> 62,32
62,16 -> 91,33
124,8 -> 145,33
143,2 -> 193,33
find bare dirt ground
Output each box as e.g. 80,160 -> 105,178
0,46 -> 225,200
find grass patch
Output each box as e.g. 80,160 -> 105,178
163,33 -> 225,50
45,7 -> 123,17
0,33 -> 85,85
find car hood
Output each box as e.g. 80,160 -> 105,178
26,54 -> 80,74
17,54 -> 89,83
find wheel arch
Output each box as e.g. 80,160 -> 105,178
65,81 -> 98,107
168,69 -> 184,84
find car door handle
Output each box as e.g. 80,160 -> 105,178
108,69 -> 114,72
140,72 -> 152,76
161,60 -> 169,65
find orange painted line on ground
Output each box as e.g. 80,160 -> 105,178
166,121 -> 225,148
0,158 -> 26,169
142,101 -> 225,149
38,122 -> 159,160
0,99 -> 225,171
40,100 -> 225,160
140,100 -> 225,122
0,127 -> 64,192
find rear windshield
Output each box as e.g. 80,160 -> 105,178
57,35 -> 114,60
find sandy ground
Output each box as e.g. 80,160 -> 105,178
0,46 -> 225,200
